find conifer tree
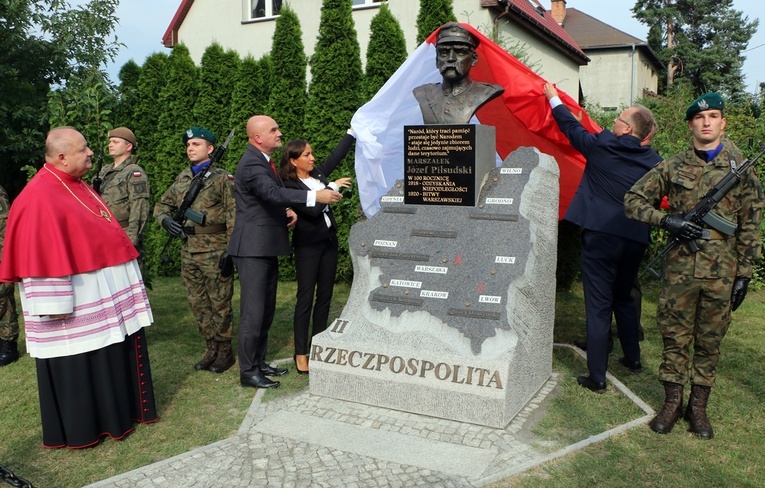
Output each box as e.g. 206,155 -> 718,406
632,0 -> 757,98
416,0 -> 457,45
132,52 -> 169,276
146,44 -> 199,275
304,0 -> 364,281
364,4 -> 407,101
193,43 -> 242,142
228,55 -> 273,172
133,52 -> 169,174
113,60 -> 142,131
266,5 -> 307,145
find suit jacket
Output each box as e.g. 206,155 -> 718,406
282,134 -> 354,248
227,146 -> 309,257
553,104 -> 661,244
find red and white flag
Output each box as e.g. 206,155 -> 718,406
352,23 -> 599,218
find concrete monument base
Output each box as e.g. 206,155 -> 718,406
310,147 -> 559,428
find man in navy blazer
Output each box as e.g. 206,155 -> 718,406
228,115 -> 342,389
544,83 -> 662,393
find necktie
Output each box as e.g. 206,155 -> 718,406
269,159 -> 278,178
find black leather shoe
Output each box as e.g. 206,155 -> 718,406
577,375 -> 607,393
259,364 -> 288,376
618,357 -> 643,373
240,372 -> 280,389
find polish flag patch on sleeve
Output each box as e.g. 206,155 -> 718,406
133,171 -> 143,177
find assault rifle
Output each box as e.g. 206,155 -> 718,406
645,142 -> 765,278
159,129 -> 235,263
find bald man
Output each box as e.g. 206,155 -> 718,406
228,115 -> 341,389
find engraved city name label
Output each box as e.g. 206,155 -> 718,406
414,265 -> 448,274
500,168 -> 523,174
479,295 -> 502,304
329,318 -> 351,334
390,279 -> 422,289
448,309 -> 502,320
380,196 -> 404,203
373,239 -> 398,248
382,206 -> 416,214
311,344 -> 504,389
411,229 -> 457,238
495,256 -> 516,264
469,213 -> 518,222
420,290 -> 449,299
371,293 -> 424,306
369,250 -> 430,262
485,198 -> 514,205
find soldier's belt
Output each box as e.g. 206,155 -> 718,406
183,224 -> 227,235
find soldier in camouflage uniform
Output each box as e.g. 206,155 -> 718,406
154,127 -> 237,374
0,184 -> 20,366
99,127 -> 150,249
625,93 -> 764,439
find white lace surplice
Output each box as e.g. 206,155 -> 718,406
19,260 -> 153,359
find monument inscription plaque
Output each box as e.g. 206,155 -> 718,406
404,125 -> 496,206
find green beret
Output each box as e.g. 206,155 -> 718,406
685,92 -> 725,121
182,127 -> 217,145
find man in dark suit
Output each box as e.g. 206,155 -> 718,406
544,83 -> 661,393
228,115 -> 342,389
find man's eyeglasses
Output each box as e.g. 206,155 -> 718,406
616,116 -> 631,128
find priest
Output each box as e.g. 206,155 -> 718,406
0,126 -> 157,449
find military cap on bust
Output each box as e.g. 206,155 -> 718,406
436,23 -> 479,48
685,92 -> 725,121
183,127 -> 217,145
109,127 -> 137,147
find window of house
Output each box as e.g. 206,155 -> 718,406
352,0 -> 385,7
251,0 -> 282,19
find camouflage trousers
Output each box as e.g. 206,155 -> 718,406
656,272 -> 734,387
0,283 -> 19,342
181,249 -> 234,342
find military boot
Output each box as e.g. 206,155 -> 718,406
685,384 -> 714,439
0,339 -> 19,366
649,382 -> 684,434
209,341 -> 235,374
194,339 -> 217,371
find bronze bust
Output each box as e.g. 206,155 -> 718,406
413,23 -> 504,124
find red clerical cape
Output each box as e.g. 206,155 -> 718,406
0,163 -> 138,281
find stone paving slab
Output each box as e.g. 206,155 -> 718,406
87,346 -> 654,487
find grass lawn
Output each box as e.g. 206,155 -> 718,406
0,277 -> 763,487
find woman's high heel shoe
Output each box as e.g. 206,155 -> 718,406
294,354 -> 309,374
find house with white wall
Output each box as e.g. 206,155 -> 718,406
549,0 -> 663,109
162,0 -> 588,100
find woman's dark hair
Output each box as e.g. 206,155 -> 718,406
279,139 -> 309,182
